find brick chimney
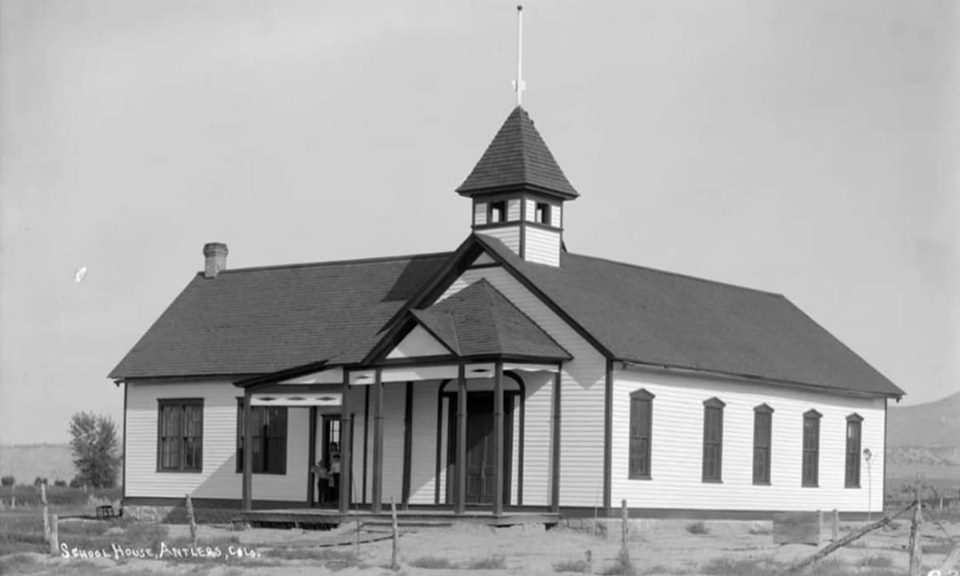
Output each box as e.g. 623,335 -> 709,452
203,242 -> 228,279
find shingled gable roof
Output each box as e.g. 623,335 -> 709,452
109,252 -> 451,379
456,106 -> 579,199
409,279 -> 570,360
470,235 -> 904,398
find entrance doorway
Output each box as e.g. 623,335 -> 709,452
447,392 -> 515,506
314,415 -> 342,507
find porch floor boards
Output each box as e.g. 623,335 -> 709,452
238,508 -> 559,528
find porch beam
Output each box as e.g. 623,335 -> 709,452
551,363 -> 562,513
338,379 -> 353,514
242,389 -> 253,512
455,363 -> 467,515
493,360 -> 504,516
371,368 -> 384,514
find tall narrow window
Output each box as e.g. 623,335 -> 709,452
802,410 -> 821,487
629,389 -> 654,479
489,201 -> 506,223
845,414 -> 863,488
237,402 -> 288,475
753,404 -> 773,485
702,398 -> 725,482
157,399 -> 203,472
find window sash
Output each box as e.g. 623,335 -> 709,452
802,414 -> 820,486
753,410 -> 772,484
845,419 -> 862,487
157,400 -> 203,472
237,404 -> 288,475
702,405 -> 723,482
629,396 -> 652,479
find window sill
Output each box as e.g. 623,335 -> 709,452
628,475 -> 652,481
845,484 -> 861,489
752,481 -> 771,486
802,483 -> 819,488
701,479 -> 723,484
156,469 -> 203,474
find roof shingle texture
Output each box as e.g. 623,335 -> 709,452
475,235 -> 902,397
456,106 -> 579,198
412,279 -> 570,360
109,253 -> 450,379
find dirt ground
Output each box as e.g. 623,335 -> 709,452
4,516 -> 960,575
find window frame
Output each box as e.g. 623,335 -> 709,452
752,404 -> 773,485
701,397 -> 725,483
802,409 -> 822,487
236,401 -> 289,475
488,201 -> 507,223
156,398 -> 204,473
628,389 -> 654,480
535,202 -> 552,226
845,413 -> 863,488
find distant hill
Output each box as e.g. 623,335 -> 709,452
887,391 -> 960,448
0,443 -> 75,485
886,391 -> 960,487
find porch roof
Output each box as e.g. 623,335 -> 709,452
411,279 -> 570,361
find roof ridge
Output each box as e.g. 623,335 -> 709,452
210,251 -> 453,275
564,251 -> 784,298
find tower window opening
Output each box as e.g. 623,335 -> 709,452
489,201 -> 506,223
535,202 -> 551,225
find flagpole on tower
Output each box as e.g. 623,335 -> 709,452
515,5 -> 525,107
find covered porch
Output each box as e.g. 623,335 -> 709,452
238,359 -> 565,519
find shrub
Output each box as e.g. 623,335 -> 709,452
408,556 -> 456,569
464,555 -> 506,569
0,475 -> 14,487
859,555 -> 893,568
553,558 -> 591,573
686,521 -> 709,535
700,556 -> 781,576
599,551 -> 636,576
54,479 -> 67,487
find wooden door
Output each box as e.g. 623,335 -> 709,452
465,394 -> 495,504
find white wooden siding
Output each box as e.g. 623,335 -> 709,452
474,202 -> 487,226
518,371 -> 553,506
408,381 -> 440,504
507,199 -> 521,222
381,383 -> 405,502
611,366 -> 886,513
552,205 -> 562,228
524,227 -> 561,267
524,199 -> 535,222
387,325 -> 450,359
126,380 -> 309,502
476,228 -> 520,256
436,266 -> 607,506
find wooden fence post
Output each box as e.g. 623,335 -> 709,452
908,489 -> 923,576
831,509 -> 839,542
390,498 -> 400,570
48,514 -> 59,556
41,483 -> 50,543
620,499 -> 629,563
185,494 -> 198,547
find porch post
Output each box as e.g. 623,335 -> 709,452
371,368 -> 384,514
339,379 -> 353,514
551,364 -> 562,513
242,389 -> 253,512
455,362 -> 467,515
308,406 -> 317,506
493,360 -> 504,516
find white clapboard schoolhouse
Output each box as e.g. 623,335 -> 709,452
110,104 -> 903,524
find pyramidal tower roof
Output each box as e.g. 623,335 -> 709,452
456,106 -> 578,199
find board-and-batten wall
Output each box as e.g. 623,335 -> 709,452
611,367 -> 886,513
125,380 -> 309,501
437,264 -> 607,507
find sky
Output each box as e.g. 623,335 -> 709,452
1,0 -> 957,445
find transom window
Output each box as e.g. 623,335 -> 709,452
702,398 -> 725,483
157,399 -> 203,472
237,403 -> 288,475
753,404 -> 773,485
802,410 -> 821,487
845,413 -> 863,488
629,389 -> 654,479
535,202 -> 551,225
489,201 -> 507,223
